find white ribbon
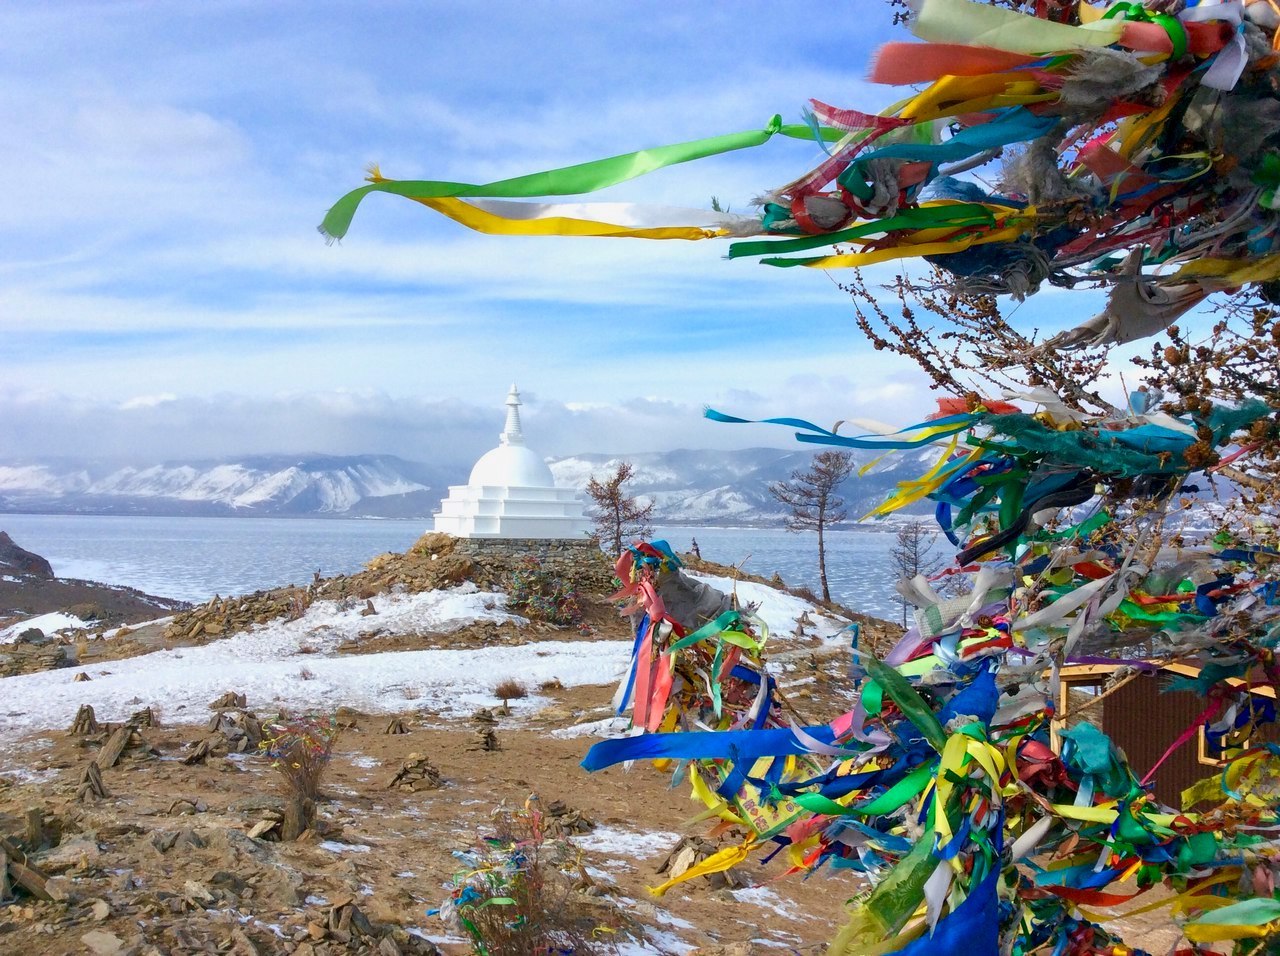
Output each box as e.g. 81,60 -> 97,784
1181,2 -> 1249,91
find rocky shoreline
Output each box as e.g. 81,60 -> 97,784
0,532 -> 189,629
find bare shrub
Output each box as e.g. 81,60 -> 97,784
260,714 -> 340,840
494,678 -> 528,715
585,461 -> 654,555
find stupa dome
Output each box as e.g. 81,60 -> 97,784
468,443 -> 554,488
433,384 -> 590,540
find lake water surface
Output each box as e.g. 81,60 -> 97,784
0,514 -> 909,620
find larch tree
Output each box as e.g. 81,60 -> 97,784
889,519 -> 941,628
768,450 -> 855,604
585,462 -> 655,556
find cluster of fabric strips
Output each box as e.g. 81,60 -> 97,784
583,393 -> 1280,954
323,0 -> 1280,349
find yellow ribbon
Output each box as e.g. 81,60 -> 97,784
899,73 -> 1057,122
792,224 -> 1029,269
648,839 -> 755,896
865,436 -> 970,518
1172,252 -> 1280,286
414,197 -> 730,240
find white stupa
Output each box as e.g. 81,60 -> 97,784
433,385 -> 591,539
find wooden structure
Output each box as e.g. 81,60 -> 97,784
1052,661 -> 1278,808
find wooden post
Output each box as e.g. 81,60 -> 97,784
23,808 -> 45,852
95,726 -> 133,769
0,835 -> 60,901
281,796 -> 314,842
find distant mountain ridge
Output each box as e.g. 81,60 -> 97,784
0,448 -> 939,524
0,455 -> 451,519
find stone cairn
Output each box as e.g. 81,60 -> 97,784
541,800 -> 595,837
385,754 -> 443,793
468,708 -> 500,752
184,691 -> 262,765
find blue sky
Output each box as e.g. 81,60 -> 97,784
0,1 -> 1109,468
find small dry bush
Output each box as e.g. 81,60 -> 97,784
261,714 -> 341,809
494,678 -> 528,714
437,797 -> 621,954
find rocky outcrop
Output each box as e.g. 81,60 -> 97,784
0,532 -> 54,578
161,532 -> 615,644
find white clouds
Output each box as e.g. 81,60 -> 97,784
118,393 -> 179,410
0,368 -> 945,466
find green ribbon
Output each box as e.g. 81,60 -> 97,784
1186,897 -> 1280,931
864,654 -> 948,754
794,762 -> 937,817
1037,510 -> 1111,541
1114,598 -> 1205,625
320,116 -> 844,240
1253,153 -> 1280,210
665,609 -> 741,654
726,203 -> 996,260
862,679 -> 884,717
847,834 -> 941,940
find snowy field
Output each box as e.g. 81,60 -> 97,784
0,575 -> 848,745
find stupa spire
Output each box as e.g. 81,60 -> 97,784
500,383 -> 524,446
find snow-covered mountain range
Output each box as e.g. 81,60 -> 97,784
0,448 -> 941,524
0,455 -> 450,519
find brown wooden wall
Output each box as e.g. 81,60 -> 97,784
1098,673 -> 1278,808
1101,674 -> 1210,807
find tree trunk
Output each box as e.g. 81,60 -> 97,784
817,519 -> 830,604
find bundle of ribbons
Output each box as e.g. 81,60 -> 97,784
583,396 -> 1280,954
324,0 -> 1280,347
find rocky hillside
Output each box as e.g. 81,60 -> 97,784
0,525 -> 906,954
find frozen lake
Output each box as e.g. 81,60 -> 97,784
0,514 -> 916,621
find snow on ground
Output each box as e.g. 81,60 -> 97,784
549,716 -> 631,740
0,611 -> 92,643
687,573 -> 851,645
730,886 -> 803,920
101,616 -> 174,639
572,825 -> 681,860
0,585 -> 630,743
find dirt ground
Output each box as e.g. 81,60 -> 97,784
0,677 -> 865,956
0,575 -> 188,631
